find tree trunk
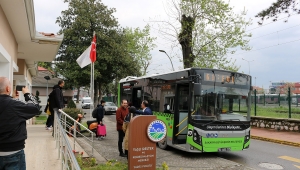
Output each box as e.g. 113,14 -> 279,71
76,87 -> 80,103
179,14 -> 195,68
114,78 -> 119,105
94,81 -> 98,107
98,82 -> 102,102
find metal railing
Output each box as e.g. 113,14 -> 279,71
53,109 -> 96,170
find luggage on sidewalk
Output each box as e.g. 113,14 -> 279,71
97,123 -> 106,137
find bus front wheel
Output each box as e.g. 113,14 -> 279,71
157,137 -> 168,150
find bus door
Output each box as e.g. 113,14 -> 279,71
173,83 -> 189,144
131,87 -> 142,109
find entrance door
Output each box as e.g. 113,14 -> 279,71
173,83 -> 189,144
131,87 -> 142,109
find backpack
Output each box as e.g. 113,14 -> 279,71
92,106 -> 99,118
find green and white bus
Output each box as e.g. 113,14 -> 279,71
118,68 -> 251,152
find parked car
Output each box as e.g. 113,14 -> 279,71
104,102 -> 118,115
81,97 -> 91,109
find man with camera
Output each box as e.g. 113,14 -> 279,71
0,77 -> 40,170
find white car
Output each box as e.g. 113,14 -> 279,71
104,102 -> 118,114
81,97 -> 91,109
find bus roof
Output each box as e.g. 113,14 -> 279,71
119,68 -> 191,83
119,67 -> 250,83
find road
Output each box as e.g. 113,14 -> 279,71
80,107 -> 300,170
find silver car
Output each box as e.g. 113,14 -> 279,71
104,102 -> 118,115
81,98 -> 91,109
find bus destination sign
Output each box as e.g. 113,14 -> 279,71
204,73 -> 248,85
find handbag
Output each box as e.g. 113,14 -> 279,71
46,102 -> 51,115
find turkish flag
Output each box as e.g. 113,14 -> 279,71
90,34 -> 96,63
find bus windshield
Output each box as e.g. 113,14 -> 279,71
191,85 -> 250,121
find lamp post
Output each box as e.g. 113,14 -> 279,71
242,58 -> 254,75
159,50 -> 175,71
44,76 -> 51,99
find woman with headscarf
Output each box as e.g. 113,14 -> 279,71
122,106 -> 137,159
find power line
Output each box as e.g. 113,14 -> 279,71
230,37 -> 300,56
250,23 -> 300,41
246,13 -> 299,33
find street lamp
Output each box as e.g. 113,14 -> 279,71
159,50 -> 175,71
44,76 -> 51,99
242,58 -> 254,75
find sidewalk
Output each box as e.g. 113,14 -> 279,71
24,125 -> 61,170
251,127 -> 300,147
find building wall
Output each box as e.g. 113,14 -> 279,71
0,5 -> 18,64
0,5 -> 18,95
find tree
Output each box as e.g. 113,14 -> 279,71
124,25 -> 157,76
35,90 -> 42,115
278,82 -> 295,95
67,99 -> 77,108
152,0 -> 252,70
256,0 -> 300,24
55,0 -> 145,106
38,62 -> 53,71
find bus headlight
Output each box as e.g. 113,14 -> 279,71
193,130 -> 202,145
244,130 -> 250,144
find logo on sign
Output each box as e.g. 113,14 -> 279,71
147,120 -> 167,142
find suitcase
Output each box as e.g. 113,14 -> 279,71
97,124 -> 106,137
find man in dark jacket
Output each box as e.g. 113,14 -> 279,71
50,80 -> 65,119
97,100 -> 106,125
136,100 -> 153,115
0,77 -> 39,170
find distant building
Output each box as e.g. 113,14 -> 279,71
269,81 -> 286,94
269,81 -> 300,94
32,66 -> 73,110
253,86 -> 265,94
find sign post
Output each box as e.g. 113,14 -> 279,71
128,115 -> 167,170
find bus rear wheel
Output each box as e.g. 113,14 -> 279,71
157,137 -> 168,150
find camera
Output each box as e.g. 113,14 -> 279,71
16,85 -> 25,91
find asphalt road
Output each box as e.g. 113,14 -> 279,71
80,107 -> 300,170
215,140 -> 300,170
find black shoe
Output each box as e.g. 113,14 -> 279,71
119,153 -> 126,157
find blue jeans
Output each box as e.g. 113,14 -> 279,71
0,150 -> 26,170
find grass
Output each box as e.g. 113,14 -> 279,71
78,158 -> 170,170
250,105 -> 300,119
35,115 -> 47,124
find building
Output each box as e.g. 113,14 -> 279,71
32,66 -> 73,110
269,81 -> 286,94
269,81 -> 300,94
0,0 -> 63,98
252,86 -> 265,94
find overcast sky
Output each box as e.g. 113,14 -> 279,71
33,0 -> 300,90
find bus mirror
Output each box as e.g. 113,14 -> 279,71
194,83 -> 201,95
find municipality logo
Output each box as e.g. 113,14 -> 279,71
147,120 -> 167,142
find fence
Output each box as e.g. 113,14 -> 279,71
53,109 -> 96,170
251,87 -> 300,119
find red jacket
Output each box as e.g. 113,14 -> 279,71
116,106 -> 128,131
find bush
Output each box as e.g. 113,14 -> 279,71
35,90 -> 42,115
62,108 -> 83,131
67,99 -> 77,108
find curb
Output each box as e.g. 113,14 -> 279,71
251,135 -> 300,147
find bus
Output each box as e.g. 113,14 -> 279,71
118,68 -> 251,152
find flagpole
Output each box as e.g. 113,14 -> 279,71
90,58 -> 92,120
89,31 -> 96,120
92,62 -> 95,108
